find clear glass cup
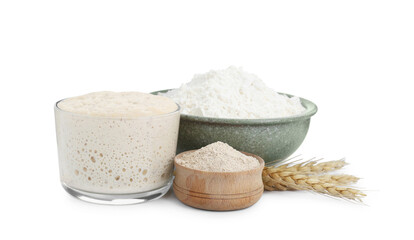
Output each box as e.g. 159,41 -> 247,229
54,100 -> 180,205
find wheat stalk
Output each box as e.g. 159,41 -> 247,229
263,159 -> 366,201
266,158 -> 347,174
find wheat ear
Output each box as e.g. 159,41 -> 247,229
262,159 -> 366,201
267,159 -> 347,174
263,171 -> 359,188
263,169 -> 365,201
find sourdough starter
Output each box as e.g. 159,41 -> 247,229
55,92 -> 180,194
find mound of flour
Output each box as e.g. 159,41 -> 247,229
161,66 -> 305,119
176,141 -> 259,172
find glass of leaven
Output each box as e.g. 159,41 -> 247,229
54,101 -> 180,205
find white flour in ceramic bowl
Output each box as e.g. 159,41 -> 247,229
161,66 -> 305,119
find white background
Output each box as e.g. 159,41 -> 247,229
1,0 -> 413,239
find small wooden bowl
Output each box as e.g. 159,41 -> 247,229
173,150 -> 265,211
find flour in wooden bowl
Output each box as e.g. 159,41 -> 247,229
176,141 -> 260,172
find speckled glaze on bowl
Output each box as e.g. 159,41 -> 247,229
151,90 -> 317,163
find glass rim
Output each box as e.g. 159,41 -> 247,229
54,98 -> 181,120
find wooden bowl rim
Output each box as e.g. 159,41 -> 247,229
174,150 -> 265,175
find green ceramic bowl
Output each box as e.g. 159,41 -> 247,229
152,90 -> 317,163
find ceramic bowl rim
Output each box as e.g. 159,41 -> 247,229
151,89 -> 317,125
